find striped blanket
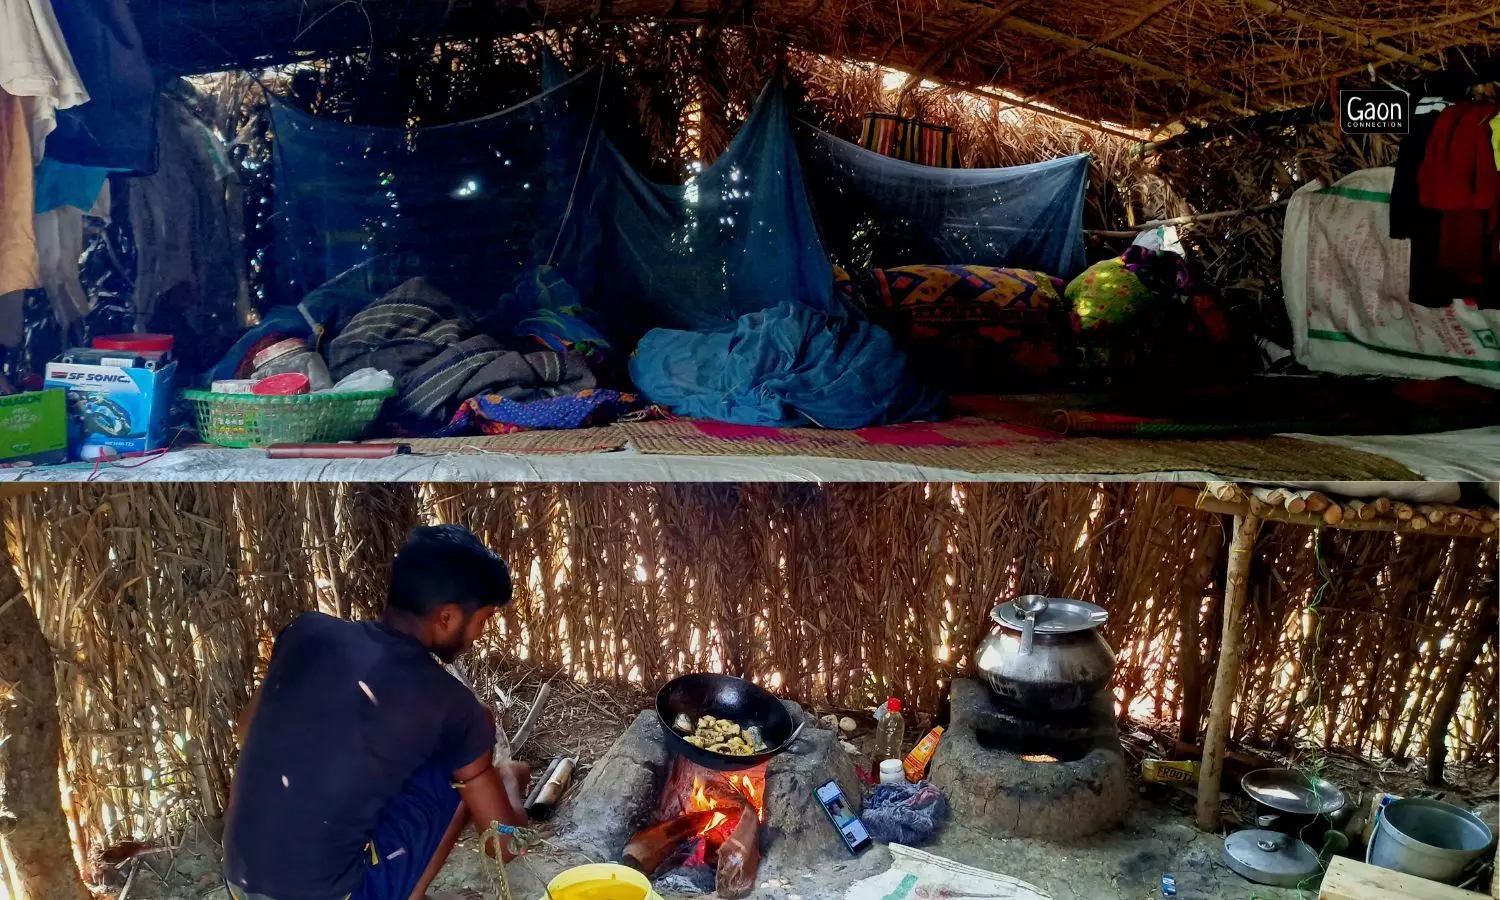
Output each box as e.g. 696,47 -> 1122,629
859,114 -> 962,168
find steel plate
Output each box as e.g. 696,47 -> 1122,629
1241,768 -> 1346,815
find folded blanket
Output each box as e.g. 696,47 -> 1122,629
629,302 -> 939,428
327,277 -> 595,432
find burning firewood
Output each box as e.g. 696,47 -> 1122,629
715,802 -> 761,900
622,809 -> 728,875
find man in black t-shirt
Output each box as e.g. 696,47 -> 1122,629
223,525 -> 531,900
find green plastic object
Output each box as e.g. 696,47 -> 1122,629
182,388 -> 395,448
0,389 -> 68,465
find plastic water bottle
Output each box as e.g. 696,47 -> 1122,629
873,697 -> 906,763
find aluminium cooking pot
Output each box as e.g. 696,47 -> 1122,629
975,595 -> 1115,711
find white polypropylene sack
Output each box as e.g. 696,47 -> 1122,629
844,844 -> 1049,900
1282,167 -> 1500,388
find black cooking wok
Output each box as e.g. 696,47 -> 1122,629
656,673 -> 805,771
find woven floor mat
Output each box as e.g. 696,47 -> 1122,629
383,426 -> 629,454
620,421 -> 1418,480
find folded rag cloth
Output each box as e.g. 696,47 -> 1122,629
436,388 -> 663,436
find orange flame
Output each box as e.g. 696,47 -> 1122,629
728,773 -> 765,822
686,772 -> 766,834
688,777 -> 729,835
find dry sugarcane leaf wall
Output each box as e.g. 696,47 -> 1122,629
2,482 -> 1494,853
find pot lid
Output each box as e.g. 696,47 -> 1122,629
1222,830 -> 1320,887
1241,768 -> 1345,816
991,596 -> 1108,634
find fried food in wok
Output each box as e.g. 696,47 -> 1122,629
672,714 -> 769,756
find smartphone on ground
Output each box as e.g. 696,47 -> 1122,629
814,779 -> 872,855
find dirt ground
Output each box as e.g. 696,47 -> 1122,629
102,761 -> 1498,900
104,796 -> 1304,900
95,692 -> 1498,900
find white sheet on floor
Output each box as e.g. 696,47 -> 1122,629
1284,428 -> 1500,490
0,445 -> 1223,483
844,843 -> 1048,900
1,431 -> 1486,485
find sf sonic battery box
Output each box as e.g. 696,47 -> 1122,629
44,360 -> 178,460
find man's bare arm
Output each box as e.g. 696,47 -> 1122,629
453,754 -> 530,860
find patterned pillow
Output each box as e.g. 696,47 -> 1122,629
838,264 -> 1072,392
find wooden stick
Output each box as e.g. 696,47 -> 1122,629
1087,200 -> 1291,238
1393,502 -> 1415,522
1196,513 -> 1261,832
1206,482 -> 1246,503
1304,492 -> 1331,513
1001,14 -> 1259,111
1241,0 -> 1441,71
1013,0 -> 1185,81
1425,595 -> 1497,786
1323,503 -> 1344,526
1249,487 -> 1289,511
716,802 -> 761,899
1176,523 -> 1223,746
622,809 -> 726,875
510,682 -> 553,755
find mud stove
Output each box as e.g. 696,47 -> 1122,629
927,596 -> 1131,840
556,704 -> 861,895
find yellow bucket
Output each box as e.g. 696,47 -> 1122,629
544,863 -> 660,900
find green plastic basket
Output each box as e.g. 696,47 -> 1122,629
183,388 -> 396,448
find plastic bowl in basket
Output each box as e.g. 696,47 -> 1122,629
182,388 -> 396,448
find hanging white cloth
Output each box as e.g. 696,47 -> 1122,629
34,204 -> 89,326
0,0 -> 89,156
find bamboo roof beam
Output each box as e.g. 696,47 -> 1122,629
998,15 -> 1261,112
1012,0 -> 1186,82
881,60 -> 1150,141
1240,0 -> 1442,72
897,0 -> 1028,107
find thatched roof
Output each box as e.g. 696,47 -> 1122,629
141,0 -> 1498,128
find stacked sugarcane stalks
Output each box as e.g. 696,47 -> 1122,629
1202,483 -> 1499,538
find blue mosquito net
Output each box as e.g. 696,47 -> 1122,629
266,68 -> 600,316
257,61 -> 1084,425
266,66 -> 839,340
798,125 -> 1089,277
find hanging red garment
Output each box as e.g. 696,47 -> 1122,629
1415,104 -> 1500,306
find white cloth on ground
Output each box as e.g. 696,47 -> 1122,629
844,843 -> 1049,900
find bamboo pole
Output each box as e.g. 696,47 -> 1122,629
1195,512 -> 1262,832
1240,0 -> 1441,71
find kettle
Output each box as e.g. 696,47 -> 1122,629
974,595 -> 1115,711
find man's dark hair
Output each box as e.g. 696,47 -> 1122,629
387,525 -> 512,616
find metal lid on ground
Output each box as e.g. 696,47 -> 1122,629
1241,768 -> 1346,816
1222,829 -> 1321,887
991,596 -> 1109,634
